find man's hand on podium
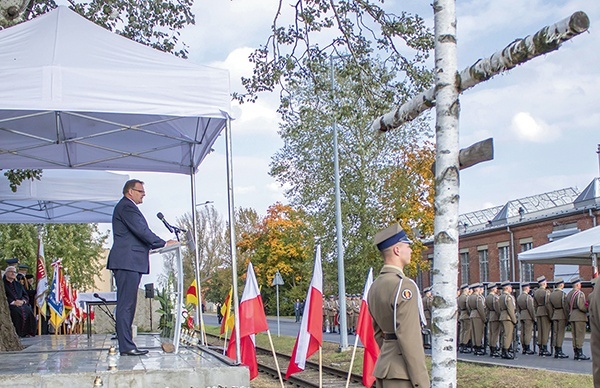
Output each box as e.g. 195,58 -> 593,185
165,240 -> 179,247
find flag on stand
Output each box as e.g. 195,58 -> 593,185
355,268 -> 379,388
35,238 -> 49,316
286,245 -> 323,378
186,279 -> 199,305
61,272 -> 73,313
226,262 -> 269,380
220,286 -> 234,335
47,260 -> 65,330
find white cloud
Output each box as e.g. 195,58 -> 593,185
510,112 -> 560,143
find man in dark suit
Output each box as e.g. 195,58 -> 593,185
107,179 -> 176,356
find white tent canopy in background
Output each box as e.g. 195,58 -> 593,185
0,170 -> 128,223
518,225 -> 600,266
0,6 -> 231,174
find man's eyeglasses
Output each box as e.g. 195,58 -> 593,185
132,189 -> 145,194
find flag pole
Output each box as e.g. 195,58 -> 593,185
222,327 -> 230,355
319,346 -> 323,388
266,330 -> 285,388
345,335 -> 360,388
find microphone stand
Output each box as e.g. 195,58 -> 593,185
94,295 -> 117,337
171,225 -> 187,243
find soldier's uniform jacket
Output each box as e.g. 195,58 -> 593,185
567,289 -> 588,322
323,299 -> 330,316
549,289 -> 568,320
499,292 -> 517,324
485,292 -> 500,322
458,293 -> 469,320
423,295 -> 433,323
346,298 -> 354,316
352,298 -> 360,315
534,287 -> 551,317
468,293 -> 486,321
368,265 -> 430,388
517,292 -> 535,321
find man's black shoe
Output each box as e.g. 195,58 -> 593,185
120,349 -> 148,356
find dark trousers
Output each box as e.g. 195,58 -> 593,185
113,269 -> 142,352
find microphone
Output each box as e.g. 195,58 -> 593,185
93,293 -> 108,303
157,212 -> 174,233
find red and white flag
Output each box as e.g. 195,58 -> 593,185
355,268 -> 379,388
226,262 -> 268,380
285,245 -> 323,378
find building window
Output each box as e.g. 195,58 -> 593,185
520,242 -> 534,282
499,246 -> 510,282
478,249 -> 489,282
460,252 -> 469,285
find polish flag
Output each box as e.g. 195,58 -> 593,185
226,262 -> 268,380
355,268 -> 379,388
286,245 -> 323,378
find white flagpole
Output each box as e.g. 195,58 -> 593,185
345,335 -> 360,388
266,330 -> 285,388
319,346 -> 323,388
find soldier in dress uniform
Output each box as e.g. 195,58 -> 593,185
517,283 -> 536,355
534,275 -> 552,356
457,283 -> 472,353
328,295 -> 339,333
322,295 -> 330,333
485,283 -> 501,357
351,294 -> 360,334
468,283 -> 486,356
498,281 -> 517,359
345,294 -> 354,335
567,278 -> 590,360
588,277 -> 600,386
368,223 -> 430,388
423,287 -> 433,332
549,278 -> 569,358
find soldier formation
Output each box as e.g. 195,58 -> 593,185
456,275 -> 592,361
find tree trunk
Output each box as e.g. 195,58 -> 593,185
372,11 -> 589,133
0,282 -> 24,352
431,0 -> 459,387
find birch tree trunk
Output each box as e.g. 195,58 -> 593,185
431,0 -> 459,387
372,11 -> 589,133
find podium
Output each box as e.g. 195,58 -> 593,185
150,243 -> 184,354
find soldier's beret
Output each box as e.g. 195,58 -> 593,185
520,282 -> 530,289
469,282 -> 481,289
374,223 -> 412,251
554,277 -> 564,285
423,287 -> 432,293
487,283 -> 497,290
5,258 -> 19,265
460,283 -> 468,290
500,280 -> 511,288
537,275 -> 546,284
18,263 -> 29,270
571,278 -> 582,285
25,274 -> 34,279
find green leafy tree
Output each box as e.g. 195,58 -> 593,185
270,57 -> 433,293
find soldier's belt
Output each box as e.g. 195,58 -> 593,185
383,333 -> 398,340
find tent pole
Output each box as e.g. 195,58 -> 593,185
190,170 -> 205,345
225,118 -> 241,363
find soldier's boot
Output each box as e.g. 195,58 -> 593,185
489,346 -> 495,357
538,344 -> 544,356
555,347 -> 569,359
473,346 -> 480,355
464,341 -> 472,354
523,345 -> 534,355
501,348 -> 514,359
577,348 -> 590,361
540,345 -> 551,357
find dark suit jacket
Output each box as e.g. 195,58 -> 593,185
107,197 -> 166,274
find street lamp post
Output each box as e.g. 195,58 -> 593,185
330,53 -> 349,351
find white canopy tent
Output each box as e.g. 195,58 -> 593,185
0,6 -> 242,356
518,225 -> 600,271
0,170 -> 128,224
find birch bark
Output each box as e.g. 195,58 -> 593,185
372,11 -> 589,133
431,0 -> 459,386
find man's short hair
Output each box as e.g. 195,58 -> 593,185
123,179 -> 144,195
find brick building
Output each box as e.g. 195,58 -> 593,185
420,177 -> 600,288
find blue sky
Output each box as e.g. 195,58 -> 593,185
111,0 -> 599,245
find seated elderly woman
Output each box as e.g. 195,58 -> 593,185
3,266 -> 36,337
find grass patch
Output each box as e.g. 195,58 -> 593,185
203,325 -> 592,387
